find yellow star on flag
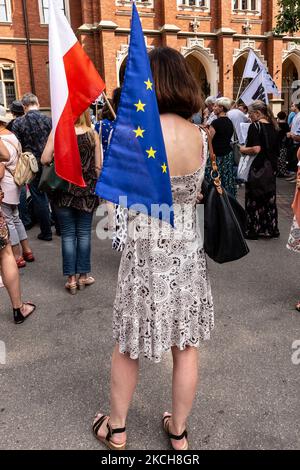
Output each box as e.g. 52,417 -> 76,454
161,163 -> 168,174
134,100 -> 146,112
146,147 -> 157,159
133,126 -> 145,138
144,78 -> 153,90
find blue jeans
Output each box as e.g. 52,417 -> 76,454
29,173 -> 52,237
55,206 -> 93,276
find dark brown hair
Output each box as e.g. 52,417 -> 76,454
149,47 -> 202,120
101,87 -> 122,121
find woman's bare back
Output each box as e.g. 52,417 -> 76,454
160,114 -> 203,177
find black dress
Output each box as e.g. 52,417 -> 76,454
277,121 -> 290,177
245,122 -> 280,238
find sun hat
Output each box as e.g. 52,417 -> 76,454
0,105 -> 12,124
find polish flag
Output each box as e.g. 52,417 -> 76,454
49,0 -> 105,187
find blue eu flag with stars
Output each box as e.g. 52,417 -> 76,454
95,2 -> 174,226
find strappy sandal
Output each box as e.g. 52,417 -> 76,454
77,276 -> 95,290
92,414 -> 126,451
13,302 -> 36,325
295,302 -> 300,312
65,281 -> 77,295
162,414 -> 189,451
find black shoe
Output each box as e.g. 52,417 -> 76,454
259,232 -> 280,240
37,233 -> 52,241
24,223 -> 35,231
13,302 -> 36,325
245,233 -> 259,240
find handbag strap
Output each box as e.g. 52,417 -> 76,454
198,125 -> 223,195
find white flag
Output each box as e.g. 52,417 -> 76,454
243,50 -> 264,79
242,50 -> 280,96
240,70 -> 269,106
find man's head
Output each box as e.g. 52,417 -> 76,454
291,102 -> 297,113
238,102 -> 248,114
294,102 -> 300,114
10,100 -> 24,118
21,93 -> 39,113
205,96 -> 216,113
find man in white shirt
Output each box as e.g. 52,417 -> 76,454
228,105 -> 251,145
287,102 -> 300,175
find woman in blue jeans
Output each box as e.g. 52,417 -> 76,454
41,110 -> 102,294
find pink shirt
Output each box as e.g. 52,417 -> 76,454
1,133 -> 21,205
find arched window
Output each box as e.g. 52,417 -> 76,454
0,0 -> 12,23
38,0 -> 70,24
0,62 -> 17,109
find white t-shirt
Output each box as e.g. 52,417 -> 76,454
1,133 -> 21,205
227,109 -> 251,144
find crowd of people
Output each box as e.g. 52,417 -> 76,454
0,46 -> 300,450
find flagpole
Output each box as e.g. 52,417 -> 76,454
102,91 -> 116,120
235,78 -> 245,103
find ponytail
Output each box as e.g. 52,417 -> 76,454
266,105 -> 279,131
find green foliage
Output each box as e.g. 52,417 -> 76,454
275,0 -> 300,35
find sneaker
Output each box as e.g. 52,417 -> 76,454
0,275 -> 4,288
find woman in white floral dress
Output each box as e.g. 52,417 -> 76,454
93,48 -> 214,451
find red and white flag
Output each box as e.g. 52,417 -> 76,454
49,0 -> 105,187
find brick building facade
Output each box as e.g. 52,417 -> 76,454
1,0 -> 300,113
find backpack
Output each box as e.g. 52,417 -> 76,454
1,138 -> 39,186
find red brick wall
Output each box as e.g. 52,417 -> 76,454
0,0 -> 297,109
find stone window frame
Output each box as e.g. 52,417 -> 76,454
116,0 -> 154,8
38,0 -> 70,25
177,0 -> 210,12
0,0 -> 12,23
232,0 -> 261,15
0,62 -> 17,110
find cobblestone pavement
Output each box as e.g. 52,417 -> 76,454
0,179 -> 300,450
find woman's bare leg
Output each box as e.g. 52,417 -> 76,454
167,346 -> 199,450
94,344 -> 139,445
12,244 -> 21,260
0,244 -> 34,316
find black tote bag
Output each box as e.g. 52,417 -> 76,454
38,163 -> 69,194
200,127 -> 250,264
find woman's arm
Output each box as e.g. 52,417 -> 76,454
209,126 -> 216,140
0,139 -> 10,162
94,130 -> 102,178
0,162 -> 5,180
240,145 -> 261,156
41,132 -> 54,165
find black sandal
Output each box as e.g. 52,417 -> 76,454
13,302 -> 36,324
92,414 -> 126,451
163,414 -> 189,451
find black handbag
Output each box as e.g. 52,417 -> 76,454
38,163 -> 69,194
247,123 -> 276,198
201,127 -> 250,264
248,159 -> 276,198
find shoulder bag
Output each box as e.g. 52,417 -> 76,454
38,162 -> 69,194
200,126 -> 250,264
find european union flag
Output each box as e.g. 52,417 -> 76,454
95,2 -> 173,225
